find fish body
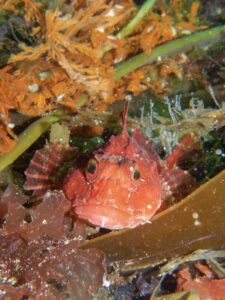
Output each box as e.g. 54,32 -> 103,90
25,102 -> 192,229
63,127 -> 163,229
63,102 -> 191,229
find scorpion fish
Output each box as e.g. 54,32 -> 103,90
24,101 -> 193,229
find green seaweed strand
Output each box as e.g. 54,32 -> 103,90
101,0 -> 156,55
116,0 -> 157,38
0,112 -> 67,172
115,24 -> 225,80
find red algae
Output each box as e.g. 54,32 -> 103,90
0,186 -> 72,240
21,190 -> 71,241
0,185 -> 27,235
0,235 -> 106,299
177,265 -> 225,300
0,186 -> 106,299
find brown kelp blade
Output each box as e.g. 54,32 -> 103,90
80,170 -> 225,271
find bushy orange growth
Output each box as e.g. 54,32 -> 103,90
9,1 -> 135,102
0,125 -> 16,156
140,14 -> 176,54
111,0 -> 202,102
0,0 -> 203,155
174,1 -> 204,32
0,61 -> 85,120
114,61 -> 181,101
0,0 -> 44,28
7,0 -> 202,105
0,0 -> 18,13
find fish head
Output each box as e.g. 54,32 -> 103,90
63,101 -> 162,229
63,134 -> 162,229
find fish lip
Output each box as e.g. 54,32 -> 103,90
74,204 -> 148,229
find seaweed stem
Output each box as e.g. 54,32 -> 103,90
0,112 -> 68,172
115,25 -> 225,80
116,0 -> 157,38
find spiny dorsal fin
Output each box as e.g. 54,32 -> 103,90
121,99 -> 129,137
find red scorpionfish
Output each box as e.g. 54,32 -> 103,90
24,101 -> 193,229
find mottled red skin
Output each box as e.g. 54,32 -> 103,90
63,127 -> 163,229
63,101 -> 184,229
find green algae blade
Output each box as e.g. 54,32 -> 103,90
115,25 -> 225,80
0,112 -> 67,172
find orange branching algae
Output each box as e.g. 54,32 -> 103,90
0,61 -> 84,117
140,14 -> 176,54
0,125 -> 16,156
113,0 -> 203,98
0,0 -> 203,155
9,2 -> 135,103
0,0 -> 19,13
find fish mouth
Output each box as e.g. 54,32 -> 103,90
74,204 -> 153,230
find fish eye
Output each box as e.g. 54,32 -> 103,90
133,170 -> 141,180
87,161 -> 97,174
